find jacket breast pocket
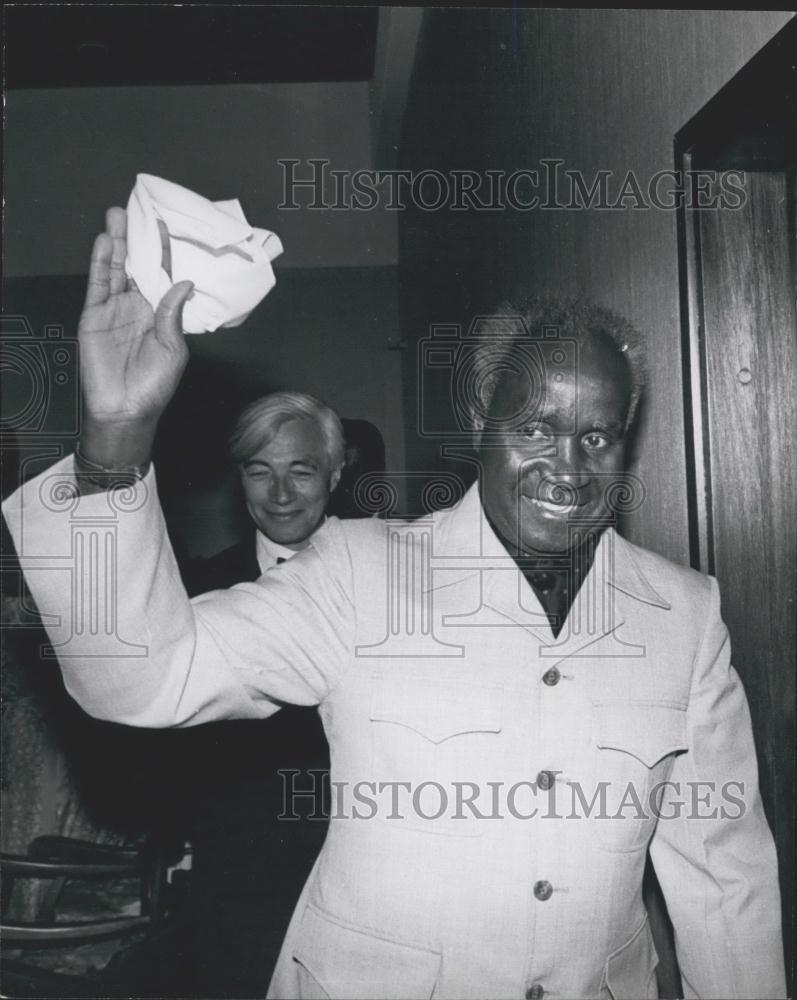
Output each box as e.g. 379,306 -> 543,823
292,903 -> 441,1000
591,701 -> 688,853
368,674 -> 503,836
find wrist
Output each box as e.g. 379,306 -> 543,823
74,443 -> 150,494
79,416 -> 157,468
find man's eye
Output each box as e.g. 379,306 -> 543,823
523,425 -> 550,440
292,469 -> 315,479
582,432 -> 611,450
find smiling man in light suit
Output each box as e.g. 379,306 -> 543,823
3,208 -> 785,1000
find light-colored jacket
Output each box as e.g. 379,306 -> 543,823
2,457 -> 785,1000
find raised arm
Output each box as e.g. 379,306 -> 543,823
2,210 -> 353,726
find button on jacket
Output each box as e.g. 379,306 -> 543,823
2,458 -> 785,1000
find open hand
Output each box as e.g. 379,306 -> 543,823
78,207 -> 193,464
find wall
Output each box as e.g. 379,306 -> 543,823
398,8 -> 792,562
3,76 -> 406,552
3,81 -> 397,275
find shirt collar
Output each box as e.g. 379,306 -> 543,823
255,518 -> 327,573
255,530 -> 301,572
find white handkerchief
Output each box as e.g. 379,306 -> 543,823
125,174 -> 283,335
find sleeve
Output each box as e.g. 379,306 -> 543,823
1,455 -> 354,728
648,576 -> 786,999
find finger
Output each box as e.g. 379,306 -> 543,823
84,232 -> 113,309
105,206 -> 127,239
106,207 -> 128,295
154,281 -> 194,348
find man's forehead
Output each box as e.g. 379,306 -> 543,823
249,418 -> 326,462
487,337 -> 632,428
496,335 -> 623,381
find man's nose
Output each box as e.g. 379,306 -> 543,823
546,437 -> 589,484
268,475 -> 295,504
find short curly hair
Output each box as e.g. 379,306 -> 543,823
466,295 -> 646,432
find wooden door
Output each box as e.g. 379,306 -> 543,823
676,19 -> 796,993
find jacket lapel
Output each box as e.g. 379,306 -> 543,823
426,484 -> 551,640
426,484 -> 671,662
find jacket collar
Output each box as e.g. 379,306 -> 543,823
429,481 -> 671,612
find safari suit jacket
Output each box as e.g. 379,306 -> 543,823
2,456 -> 785,1000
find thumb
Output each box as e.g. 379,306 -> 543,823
155,280 -> 194,347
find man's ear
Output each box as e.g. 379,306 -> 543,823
330,464 -> 343,493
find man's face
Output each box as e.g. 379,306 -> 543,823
240,418 -> 341,550
477,334 -> 633,555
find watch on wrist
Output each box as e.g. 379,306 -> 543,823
73,443 -> 150,493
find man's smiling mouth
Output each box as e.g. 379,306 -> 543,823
527,496 -> 577,514
521,480 -> 589,515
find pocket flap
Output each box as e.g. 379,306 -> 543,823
370,675 -> 503,744
293,904 -> 441,1000
593,702 -> 688,768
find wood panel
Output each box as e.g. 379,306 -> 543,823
697,170 -> 796,980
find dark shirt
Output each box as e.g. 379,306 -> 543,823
483,515 -> 599,638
